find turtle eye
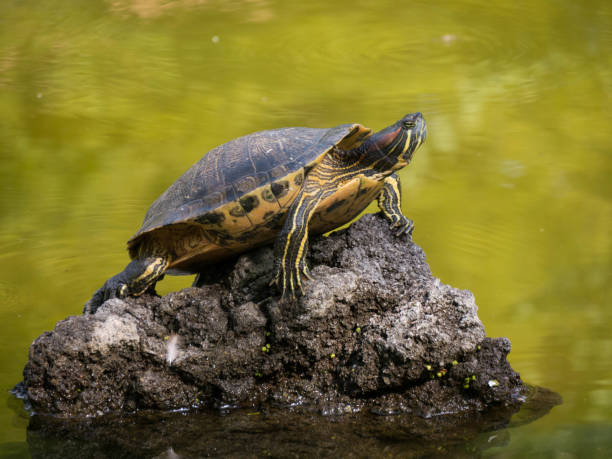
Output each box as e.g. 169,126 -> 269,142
403,120 -> 415,129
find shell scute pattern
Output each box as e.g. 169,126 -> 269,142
261,187 -> 276,203
127,124 -> 359,265
194,211 -> 225,226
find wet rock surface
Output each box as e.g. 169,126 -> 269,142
19,214 -> 528,417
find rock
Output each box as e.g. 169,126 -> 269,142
19,214 -> 528,417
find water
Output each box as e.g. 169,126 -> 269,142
0,0 -> 610,456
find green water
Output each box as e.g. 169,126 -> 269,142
1,0 -> 610,456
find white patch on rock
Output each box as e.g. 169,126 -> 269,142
89,314 -> 139,352
166,335 -> 180,365
302,268 -> 358,319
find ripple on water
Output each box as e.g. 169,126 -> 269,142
447,217 -> 528,263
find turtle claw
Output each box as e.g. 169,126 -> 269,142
83,288 -> 104,314
278,279 -> 300,302
390,216 -> 414,238
301,266 -> 313,281
83,276 -> 129,314
102,278 -> 129,302
395,225 -> 413,237
272,262 -> 312,301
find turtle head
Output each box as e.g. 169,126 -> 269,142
398,112 -> 426,160
367,112 -> 427,168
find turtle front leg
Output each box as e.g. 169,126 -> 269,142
378,172 -> 414,237
83,256 -> 169,314
271,182 -> 334,300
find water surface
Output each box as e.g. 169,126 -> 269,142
0,0 -> 610,457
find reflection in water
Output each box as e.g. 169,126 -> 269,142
25,387 -> 560,458
108,0 -> 275,22
0,0 -> 610,455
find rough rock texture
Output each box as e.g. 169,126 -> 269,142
20,214 -> 527,417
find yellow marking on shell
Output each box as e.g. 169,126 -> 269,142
195,167 -> 309,236
275,169 -> 304,208
218,203 -> 252,232
169,239 -> 233,271
241,186 -> 281,224
336,124 -> 372,151
163,171 -> 308,272
314,125 -> 372,173
196,181 -> 287,234
168,218 -> 287,272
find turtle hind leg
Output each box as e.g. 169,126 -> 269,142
192,258 -> 237,288
83,256 -> 169,314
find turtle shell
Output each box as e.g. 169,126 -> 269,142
127,123 -> 371,272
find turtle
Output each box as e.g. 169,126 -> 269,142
84,112 -> 427,313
